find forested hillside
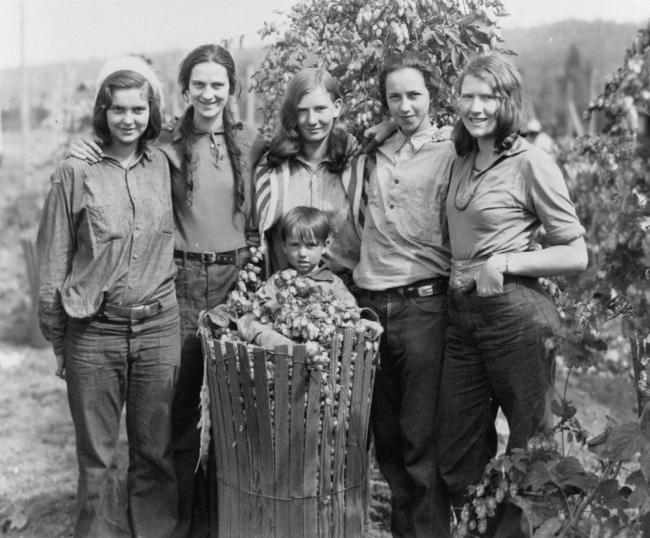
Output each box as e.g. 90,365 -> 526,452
502,20 -> 640,132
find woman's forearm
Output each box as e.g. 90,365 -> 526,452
489,236 -> 588,278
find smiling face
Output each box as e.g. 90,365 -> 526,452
282,233 -> 325,276
385,67 -> 431,136
187,61 -> 230,130
295,86 -> 342,149
457,74 -> 500,141
105,87 -> 150,150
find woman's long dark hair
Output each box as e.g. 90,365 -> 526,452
177,44 -> 245,218
452,52 -> 525,156
265,68 -> 351,174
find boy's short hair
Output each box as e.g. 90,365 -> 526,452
280,206 -> 330,244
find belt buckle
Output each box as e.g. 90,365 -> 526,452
417,284 -> 434,297
201,252 -> 217,264
130,305 -> 147,320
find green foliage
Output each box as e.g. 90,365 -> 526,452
252,0 -> 507,140
557,22 -> 650,338
455,396 -> 650,537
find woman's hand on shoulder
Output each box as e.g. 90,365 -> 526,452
67,138 -> 104,163
356,120 -> 398,155
475,254 -> 507,296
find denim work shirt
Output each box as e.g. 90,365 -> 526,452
37,148 -> 176,356
353,125 -> 455,290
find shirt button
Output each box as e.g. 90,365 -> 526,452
394,178 -> 399,184
133,253 -> 139,259
389,203 -> 395,209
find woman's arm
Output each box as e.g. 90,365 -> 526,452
476,236 -> 588,296
37,166 -> 77,371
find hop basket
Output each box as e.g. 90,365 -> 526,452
198,322 -> 378,538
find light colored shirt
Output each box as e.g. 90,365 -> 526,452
159,122 -> 262,252
37,148 -> 176,356
446,136 -> 585,261
353,126 -> 455,290
255,135 -> 361,273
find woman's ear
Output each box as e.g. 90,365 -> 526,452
332,98 -> 343,118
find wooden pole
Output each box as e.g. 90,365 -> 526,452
20,0 -> 30,179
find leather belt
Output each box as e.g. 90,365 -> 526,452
174,247 -> 250,266
101,291 -> 176,321
356,277 -> 449,299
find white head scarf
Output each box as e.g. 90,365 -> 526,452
95,56 -> 164,109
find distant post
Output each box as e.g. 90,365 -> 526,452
20,0 -> 30,178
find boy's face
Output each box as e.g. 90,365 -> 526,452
282,233 -> 325,276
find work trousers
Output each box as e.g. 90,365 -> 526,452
64,302 -> 180,538
172,259 -> 239,538
437,278 -> 560,537
357,290 -> 448,538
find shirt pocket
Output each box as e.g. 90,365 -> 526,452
85,203 -> 129,243
399,184 -> 442,246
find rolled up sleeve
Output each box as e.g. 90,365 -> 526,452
527,154 -> 585,245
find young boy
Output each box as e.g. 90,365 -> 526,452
237,206 -> 377,349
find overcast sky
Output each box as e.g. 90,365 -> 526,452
0,0 -> 649,70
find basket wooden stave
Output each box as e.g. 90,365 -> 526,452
199,326 -> 377,538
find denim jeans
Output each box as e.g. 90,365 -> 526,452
171,259 -> 239,538
64,300 -> 180,538
356,290 -> 448,538
437,278 -> 560,537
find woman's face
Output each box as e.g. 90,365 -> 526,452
106,87 -> 150,149
457,74 -> 500,140
385,67 -> 431,136
187,61 -> 230,128
295,86 -> 342,146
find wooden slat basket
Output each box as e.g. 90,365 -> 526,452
198,324 -> 377,538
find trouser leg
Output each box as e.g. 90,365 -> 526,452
439,283 -> 559,538
65,318 -> 130,538
360,292 -> 448,538
127,305 -> 180,538
172,260 -> 238,537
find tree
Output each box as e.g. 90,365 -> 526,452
252,0 -> 508,140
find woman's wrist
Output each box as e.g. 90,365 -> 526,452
489,253 -> 509,275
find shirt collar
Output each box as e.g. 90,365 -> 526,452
98,145 -> 152,168
304,265 -> 335,282
170,115 -> 244,143
294,153 -> 332,171
390,123 -> 446,153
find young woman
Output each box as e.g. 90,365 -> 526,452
437,53 -> 587,536
37,57 -> 179,538
255,67 -> 361,281
68,44 -> 264,537
162,44 -> 262,537
351,54 -> 456,538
